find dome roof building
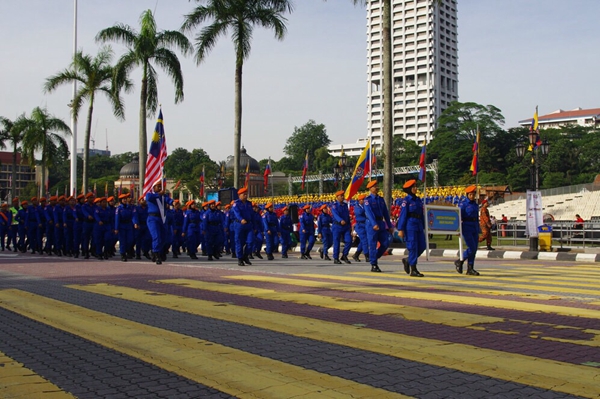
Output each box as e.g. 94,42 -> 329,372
225,146 -> 260,174
119,156 -> 139,178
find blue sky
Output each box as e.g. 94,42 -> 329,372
1,0 -> 599,164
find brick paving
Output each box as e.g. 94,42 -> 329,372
0,251 -> 597,398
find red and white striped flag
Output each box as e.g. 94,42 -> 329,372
142,110 -> 167,196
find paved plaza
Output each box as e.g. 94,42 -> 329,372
0,249 -> 599,398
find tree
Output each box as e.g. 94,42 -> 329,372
1,114 -> 30,198
428,101 -> 505,185
44,46 -> 130,194
20,107 -> 71,196
182,0 -> 294,189
96,10 -> 192,194
283,120 -> 331,170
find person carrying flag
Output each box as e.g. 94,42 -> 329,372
352,194 -> 369,263
397,179 -> 425,277
364,180 -> 393,273
145,179 -> 173,265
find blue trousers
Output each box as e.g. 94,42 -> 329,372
332,225 -> 351,259
280,230 -> 291,256
265,231 -> 277,255
320,228 -> 332,255
82,222 -> 94,254
461,225 -> 479,265
355,223 -> 369,254
118,227 -> 134,255
234,223 -> 253,259
205,227 -> 221,256
300,230 -> 315,254
406,228 -> 426,265
185,228 -> 200,255
147,216 -> 165,254
366,222 -> 390,266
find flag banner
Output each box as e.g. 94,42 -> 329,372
470,130 -> 479,176
142,109 -> 167,196
173,180 -> 181,191
344,140 -> 372,200
301,152 -> 308,190
526,190 -> 543,238
529,106 -> 542,151
118,181 -> 123,196
263,160 -> 271,193
419,141 -> 426,181
199,167 -> 205,199
244,162 -> 250,189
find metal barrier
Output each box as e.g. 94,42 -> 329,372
496,221 -> 600,249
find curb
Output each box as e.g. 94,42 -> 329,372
296,246 -> 600,262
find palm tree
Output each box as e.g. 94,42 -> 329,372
44,46 -> 130,193
0,115 -> 26,198
182,0 -> 294,188
20,107 -> 71,196
96,10 -> 192,194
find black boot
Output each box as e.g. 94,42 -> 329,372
254,251 -> 263,259
454,259 -> 464,274
410,265 -> 424,277
305,251 -> 312,260
486,246 -> 495,251
121,254 -> 127,262
324,255 -> 332,261
238,259 -> 245,266
155,252 -> 162,265
333,258 -> 342,264
365,254 -> 370,263
244,256 -> 252,265
466,264 -> 480,276
402,258 -> 410,275
352,250 -> 362,262
143,251 -> 151,260
267,254 -> 274,260
207,255 -> 214,261
319,248 -> 324,259
371,264 -> 382,273
341,255 -> 351,264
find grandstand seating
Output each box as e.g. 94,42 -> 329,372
489,190 -> 600,221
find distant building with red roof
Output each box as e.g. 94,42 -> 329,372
519,107 -> 600,129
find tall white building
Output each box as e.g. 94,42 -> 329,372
330,0 -> 458,156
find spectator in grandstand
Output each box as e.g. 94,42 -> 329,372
500,214 -> 508,237
574,214 -> 584,230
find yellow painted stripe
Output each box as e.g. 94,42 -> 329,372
491,265 -> 600,276
151,278 -> 502,328
418,271 -> 600,289
68,283 -> 599,398
0,289 -> 406,399
222,275 -> 600,347
295,274 -> 600,319
368,271 -> 600,296
0,351 -> 76,398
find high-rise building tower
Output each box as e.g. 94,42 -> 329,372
330,0 -> 458,156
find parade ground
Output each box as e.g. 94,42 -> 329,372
1,249 -> 599,398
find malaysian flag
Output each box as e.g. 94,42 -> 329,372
470,129 -> 480,176
142,109 -> 167,196
418,140 -> 426,182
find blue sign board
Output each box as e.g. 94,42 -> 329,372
426,207 -> 460,232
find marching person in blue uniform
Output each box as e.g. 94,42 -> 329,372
364,180 -> 393,273
73,194 -> 86,258
279,206 -> 292,258
352,194 -> 369,262
317,204 -> 333,261
81,193 -> 96,259
16,201 -> 28,252
25,197 -> 39,253
231,187 -> 254,266
251,203 -> 263,259
182,200 -> 202,259
299,205 -> 315,259
224,204 -> 234,256
202,200 -> 223,261
171,200 -> 184,258
330,190 -> 352,264
455,185 -> 481,276
397,179 -> 425,277
133,196 -> 151,260
262,203 -> 280,260
63,196 -> 77,257
93,197 -> 112,260
42,197 -> 54,255
115,193 -> 134,262
53,196 -> 65,256
145,179 -> 173,265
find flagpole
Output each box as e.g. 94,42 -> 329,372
475,124 -> 479,190
69,0 -> 78,198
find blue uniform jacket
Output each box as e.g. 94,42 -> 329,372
364,193 -> 392,228
262,211 -> 280,234
397,194 -> 425,232
231,200 -> 253,225
300,212 -> 315,233
317,213 -> 332,232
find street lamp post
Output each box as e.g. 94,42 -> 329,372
516,132 -> 550,251
333,151 -> 348,190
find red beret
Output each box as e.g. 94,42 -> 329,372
465,185 -> 477,194
366,180 -> 378,189
403,179 -> 416,189
238,187 -> 248,195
